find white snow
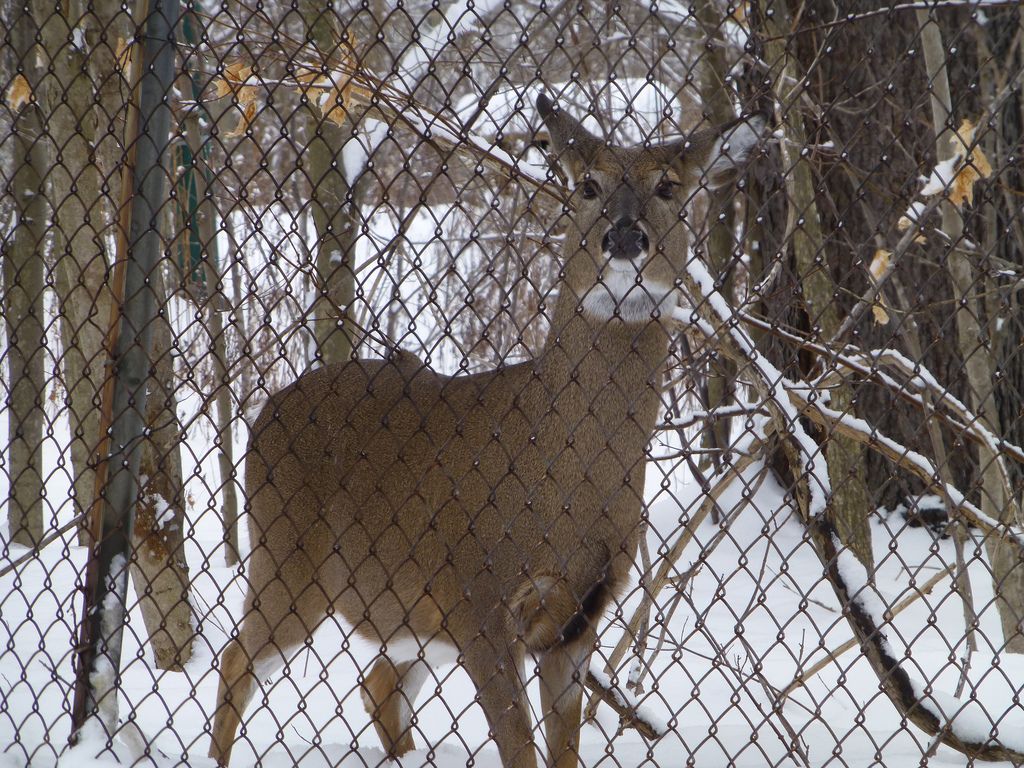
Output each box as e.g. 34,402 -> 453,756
920,156 -> 960,196
3,429 -> 1024,766
866,347 -> 1024,466
910,678 -> 1024,752
341,119 -> 388,186
676,254 -> 831,517
148,494 -> 176,529
4,178 -> 1024,768
394,0 -> 507,91
56,719 -> 123,767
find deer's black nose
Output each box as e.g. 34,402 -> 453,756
601,220 -> 649,260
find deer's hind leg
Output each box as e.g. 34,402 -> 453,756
515,570 -> 613,768
210,521 -> 332,764
538,627 -> 597,768
360,656 -> 431,757
458,607 -> 539,768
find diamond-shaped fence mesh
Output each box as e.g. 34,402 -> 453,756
2,1 -> 1024,766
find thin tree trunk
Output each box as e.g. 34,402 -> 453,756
39,0 -> 198,669
300,1 -> 360,365
916,8 -> 1024,651
31,0 -> 125,545
696,0 -> 740,477
3,11 -> 49,546
891,278 -> 979,661
763,5 -> 874,567
131,272 -> 195,670
179,41 -> 241,564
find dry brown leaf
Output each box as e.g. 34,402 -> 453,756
214,60 -> 253,100
5,74 -> 32,112
730,2 -> 749,27
237,84 -> 259,108
868,248 -> 890,282
947,118 -> 992,209
896,213 -> 927,243
294,68 -> 326,100
312,37 -> 368,127
214,61 -> 259,139
319,77 -> 351,127
868,249 -> 891,325
319,79 -> 373,127
320,88 -> 348,127
224,99 -> 257,138
896,215 -> 928,243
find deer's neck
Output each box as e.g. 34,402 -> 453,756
536,300 -> 670,438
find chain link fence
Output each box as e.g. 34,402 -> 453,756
2,0 -> 1024,765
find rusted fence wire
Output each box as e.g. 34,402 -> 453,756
3,0 -> 1024,766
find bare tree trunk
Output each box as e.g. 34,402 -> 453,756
762,5 -> 873,567
3,11 -> 48,546
300,2 -> 360,365
130,274 -> 196,669
30,0 -> 126,544
179,39 -> 241,564
31,0 -> 196,668
696,0 -> 739,477
206,306 -> 240,565
916,8 -> 1024,651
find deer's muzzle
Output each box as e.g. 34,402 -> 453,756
601,220 -> 649,260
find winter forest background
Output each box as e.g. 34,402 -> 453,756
3,0 -> 1024,765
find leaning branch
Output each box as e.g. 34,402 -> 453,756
735,311 -> 1024,469
676,259 -> 1024,764
789,390 -> 1024,548
776,564 -> 954,703
584,670 -> 662,740
600,434 -> 769,680
0,514 -> 87,579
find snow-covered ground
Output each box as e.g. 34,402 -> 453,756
3,414 -> 1023,768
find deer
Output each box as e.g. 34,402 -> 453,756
209,93 -> 764,768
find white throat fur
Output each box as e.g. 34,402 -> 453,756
581,254 -> 678,323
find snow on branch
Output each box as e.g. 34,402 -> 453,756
584,668 -> 667,740
775,1 -> 1022,37
662,404 -> 770,431
392,0 -> 508,92
208,59 -> 561,206
736,310 -> 1024,470
919,119 -> 992,209
852,348 -> 1020,511
595,428 -> 772,718
862,348 -> 1020,456
788,389 -> 1024,548
673,258 -> 832,517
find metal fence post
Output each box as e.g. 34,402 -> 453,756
69,0 -> 182,742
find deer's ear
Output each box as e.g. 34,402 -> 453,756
684,114 -> 767,188
536,93 -> 603,185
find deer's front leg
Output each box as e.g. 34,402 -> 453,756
361,656 -> 430,757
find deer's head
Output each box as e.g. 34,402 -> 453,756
537,93 -> 764,325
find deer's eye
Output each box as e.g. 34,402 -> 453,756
655,180 -> 679,200
580,180 -> 601,199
